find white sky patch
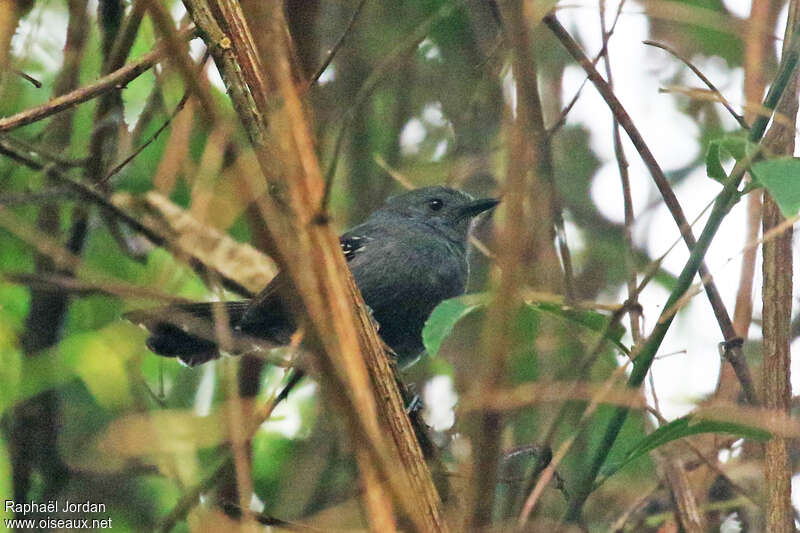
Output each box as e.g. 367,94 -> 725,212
418,38 -> 442,62
171,1 -> 188,23
206,61 -> 227,93
261,380 -> 317,438
432,139 -> 448,161
559,1 -> 795,421
776,2 -> 790,58
790,337 -> 800,396
317,64 -> 336,85
189,38 -> 207,62
590,160 -> 652,224
793,475 -> 800,526
719,512 -> 742,533
422,101 -> 447,127
400,118 -> 426,155
249,492 -> 265,513
194,361 -> 217,417
720,0 -> 751,19
11,5 -> 69,76
562,212 -> 586,271
502,65 -> 517,118
423,374 -> 458,431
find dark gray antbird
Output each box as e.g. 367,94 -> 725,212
127,186 -> 498,369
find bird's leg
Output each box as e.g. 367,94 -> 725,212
403,384 -> 423,415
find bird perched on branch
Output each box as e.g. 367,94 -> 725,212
127,186 -> 498,368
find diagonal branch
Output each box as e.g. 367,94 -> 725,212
183,1 -> 449,531
544,14 -> 758,407
0,26 -> 198,133
558,11 -> 800,518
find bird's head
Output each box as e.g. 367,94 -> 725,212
374,186 -> 499,242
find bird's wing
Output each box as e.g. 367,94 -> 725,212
238,232 -> 370,334
239,270 -> 289,329
239,232 -> 365,329
340,233 -> 367,261
243,234 -> 358,312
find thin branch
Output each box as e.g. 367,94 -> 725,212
0,139 -> 255,296
544,14 -> 758,408
4,271 -> 191,304
0,26 -> 198,133
0,134 -> 87,167
9,67 -> 42,88
644,40 -> 749,130
140,0 -> 218,125
304,0 -> 368,90
0,188 -> 75,206
600,0 -> 641,345
101,91 -> 191,184
321,1 -> 461,211
546,0 -> 627,138
556,9 -> 800,517
185,0 -> 449,530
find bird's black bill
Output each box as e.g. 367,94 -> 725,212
457,197 -> 500,220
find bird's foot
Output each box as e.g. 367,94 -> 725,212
405,393 -> 423,416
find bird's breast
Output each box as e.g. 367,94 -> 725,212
348,232 -> 468,362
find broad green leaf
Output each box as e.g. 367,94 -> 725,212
424,295 -> 628,357
60,323 -> 142,410
751,157 -> 800,217
599,414 -> 771,481
718,136 -> 750,161
705,141 -> 726,182
533,302 -> 628,355
1,354 -> 78,417
706,136 -> 755,183
422,295 -> 487,356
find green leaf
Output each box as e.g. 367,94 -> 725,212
532,302 -> 628,355
706,136 -> 756,183
751,157 -> 800,217
599,414 -> 771,481
718,136 -> 750,161
423,296 -> 629,358
60,323 -> 141,410
705,141 -> 726,182
422,295 -> 487,356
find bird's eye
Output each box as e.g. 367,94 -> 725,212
428,199 -> 444,211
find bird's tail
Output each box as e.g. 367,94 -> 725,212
125,301 -> 251,366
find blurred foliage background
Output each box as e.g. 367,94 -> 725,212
0,0 -> 797,531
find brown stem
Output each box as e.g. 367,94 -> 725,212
761,3 -> 798,531
304,0 -> 367,91
184,1 -> 449,531
0,26 -> 198,133
544,14 -> 758,406
599,1 -> 641,345
0,138 -> 257,296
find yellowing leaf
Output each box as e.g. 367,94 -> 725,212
95,409 -> 228,457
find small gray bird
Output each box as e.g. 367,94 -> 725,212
127,186 -> 498,368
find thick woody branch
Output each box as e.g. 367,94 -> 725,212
761,3 -> 798,532
183,1 -> 448,531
